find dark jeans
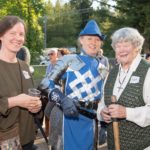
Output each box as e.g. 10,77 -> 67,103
22,141 -> 37,150
99,121 -> 107,145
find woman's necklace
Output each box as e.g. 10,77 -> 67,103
117,67 -> 130,92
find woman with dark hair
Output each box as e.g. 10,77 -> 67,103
57,48 -> 70,58
16,46 -> 31,65
146,53 -> 150,62
0,16 -> 41,150
17,46 -> 34,74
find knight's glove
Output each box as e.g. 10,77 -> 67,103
37,78 -> 55,100
49,88 -> 79,118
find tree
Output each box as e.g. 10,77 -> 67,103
70,0 -> 94,28
0,0 -> 45,63
89,0 -> 116,57
113,0 -> 150,52
45,0 -> 81,48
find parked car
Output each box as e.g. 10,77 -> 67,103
39,55 -> 49,65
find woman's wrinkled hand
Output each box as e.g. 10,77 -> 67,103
100,107 -> 112,123
108,104 -> 126,119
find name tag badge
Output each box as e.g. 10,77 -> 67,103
22,70 -> 31,79
130,76 -> 140,83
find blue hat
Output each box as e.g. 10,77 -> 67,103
79,20 -> 106,41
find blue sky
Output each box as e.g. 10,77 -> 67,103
51,0 -> 69,5
50,0 -> 116,9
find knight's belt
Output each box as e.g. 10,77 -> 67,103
78,100 -> 99,110
77,107 -> 96,119
77,100 -> 99,119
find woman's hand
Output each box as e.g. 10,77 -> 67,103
100,107 -> 112,123
108,104 -> 126,119
27,98 -> 42,113
8,94 -> 42,113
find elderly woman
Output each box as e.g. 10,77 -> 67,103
97,27 -> 150,150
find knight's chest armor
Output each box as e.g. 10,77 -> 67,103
65,55 -> 103,101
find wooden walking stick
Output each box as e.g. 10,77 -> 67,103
111,95 -> 120,150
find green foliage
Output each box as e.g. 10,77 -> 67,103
113,0 -> 150,52
1,0 -> 150,62
70,0 -> 94,28
0,0 -> 45,64
45,0 -> 81,48
32,65 -> 47,87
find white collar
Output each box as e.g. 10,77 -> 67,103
113,54 -> 142,99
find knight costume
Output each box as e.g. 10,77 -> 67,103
39,20 -> 107,150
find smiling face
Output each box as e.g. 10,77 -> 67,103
0,22 -> 25,54
79,35 -> 102,57
115,41 -> 139,69
111,27 -> 145,69
48,51 -> 58,64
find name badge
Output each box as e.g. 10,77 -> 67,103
22,70 -> 31,79
130,76 -> 140,83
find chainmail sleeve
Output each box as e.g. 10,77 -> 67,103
38,54 -> 85,91
47,54 -> 85,84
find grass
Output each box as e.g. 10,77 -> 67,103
32,65 -> 47,87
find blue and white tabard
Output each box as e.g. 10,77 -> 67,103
63,55 -> 104,150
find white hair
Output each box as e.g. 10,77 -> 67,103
111,27 -> 145,52
44,47 -> 58,55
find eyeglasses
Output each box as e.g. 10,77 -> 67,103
48,53 -> 54,56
